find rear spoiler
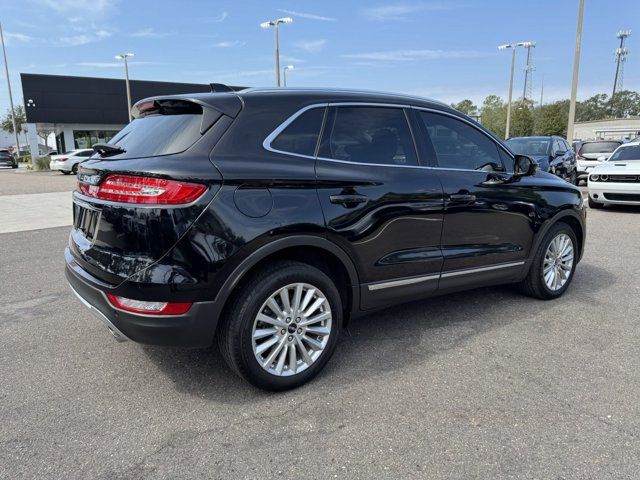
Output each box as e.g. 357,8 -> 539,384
131,91 -> 243,121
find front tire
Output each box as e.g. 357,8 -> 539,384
62,170 -> 71,175
520,222 -> 577,300
218,260 -> 342,391
71,164 -> 78,175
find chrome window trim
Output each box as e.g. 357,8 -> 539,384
262,103 -> 328,159
366,260 -> 526,291
262,101 -> 515,173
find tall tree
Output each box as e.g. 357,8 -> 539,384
510,99 -> 535,137
480,95 -> 507,138
537,102 -> 568,136
1,105 -> 26,136
451,99 -> 478,116
609,90 -> 640,118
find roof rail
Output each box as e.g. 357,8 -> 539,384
210,83 -> 234,93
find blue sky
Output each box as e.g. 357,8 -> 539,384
0,0 -> 638,113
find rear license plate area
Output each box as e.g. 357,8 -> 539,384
73,201 -> 101,242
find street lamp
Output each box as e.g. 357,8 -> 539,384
260,17 -> 293,87
115,52 -> 134,122
498,41 -> 534,139
0,22 -> 20,158
283,65 -> 294,87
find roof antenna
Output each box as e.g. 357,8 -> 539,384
210,83 -> 233,93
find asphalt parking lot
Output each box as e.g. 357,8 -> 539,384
1,168 -> 639,479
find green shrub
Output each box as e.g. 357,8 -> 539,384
18,155 -> 31,164
34,155 -> 51,171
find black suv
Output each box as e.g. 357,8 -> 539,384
66,88 -> 586,390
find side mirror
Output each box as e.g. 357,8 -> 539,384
554,150 -> 567,157
597,156 -> 606,162
514,155 -> 537,176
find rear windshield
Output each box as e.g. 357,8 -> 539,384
608,145 -> 640,161
579,141 -> 621,154
104,101 -> 203,159
505,138 -> 550,156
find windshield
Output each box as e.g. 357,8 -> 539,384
608,145 -> 640,162
506,138 -> 550,156
579,141 -> 620,154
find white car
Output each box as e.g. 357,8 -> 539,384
576,140 -> 622,185
588,141 -> 640,208
49,149 -> 94,174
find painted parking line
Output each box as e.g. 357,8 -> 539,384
0,191 -> 73,234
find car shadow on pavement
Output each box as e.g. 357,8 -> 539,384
141,262 -> 614,402
596,204 -> 640,214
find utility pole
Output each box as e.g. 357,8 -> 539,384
0,22 -> 21,157
567,0 -> 584,143
611,30 -> 631,115
539,75 -> 544,107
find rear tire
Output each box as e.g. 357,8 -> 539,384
218,260 -> 342,391
520,222 -> 577,300
588,197 -> 604,209
62,170 -> 71,175
71,164 -> 78,175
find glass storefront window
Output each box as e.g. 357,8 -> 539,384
73,130 -> 120,149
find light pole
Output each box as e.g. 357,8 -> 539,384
115,53 -> 134,122
499,41 -> 534,139
283,65 -> 294,87
567,0 -> 584,142
0,22 -> 20,157
260,17 -> 293,87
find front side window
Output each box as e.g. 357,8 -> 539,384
270,107 -> 325,157
420,112 -> 504,171
318,106 -> 418,166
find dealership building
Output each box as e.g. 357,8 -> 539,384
20,73 -> 229,158
573,117 -> 640,142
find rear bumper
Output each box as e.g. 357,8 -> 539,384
65,247 -> 221,347
50,161 -> 72,172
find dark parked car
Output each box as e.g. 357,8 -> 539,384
0,149 -> 18,168
506,136 -> 577,184
66,88 -> 586,390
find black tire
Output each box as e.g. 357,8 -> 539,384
11,164 -> 18,169
62,170 -> 71,175
520,222 -> 578,300
588,197 -> 604,209
218,260 -> 343,391
570,170 -> 578,185
71,163 -> 78,175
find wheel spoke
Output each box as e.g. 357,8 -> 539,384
255,335 -> 279,355
253,327 -> 278,340
275,344 -> 288,375
292,284 -> 304,314
267,297 -> 285,319
301,335 -> 324,351
288,341 -> 298,373
304,297 -> 325,317
279,287 -> 291,315
299,311 -> 331,326
305,325 -> 331,336
256,313 -> 286,328
295,336 -> 314,365
262,337 -> 287,367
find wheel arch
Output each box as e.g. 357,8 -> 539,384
528,208 -> 586,271
212,236 -> 361,329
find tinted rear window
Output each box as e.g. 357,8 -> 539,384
579,141 -> 621,154
104,101 -> 204,159
505,138 -> 550,156
271,107 -> 325,156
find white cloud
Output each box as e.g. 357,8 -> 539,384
129,28 -> 169,38
294,39 -> 327,53
210,11 -> 228,22
277,9 -> 337,22
32,0 -> 116,16
364,3 -> 453,21
95,30 -> 111,38
4,32 -> 34,44
343,49 -> 488,62
213,40 -> 245,48
281,54 -> 306,64
59,34 -> 93,46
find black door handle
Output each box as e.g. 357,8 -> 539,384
329,194 -> 368,207
448,193 -> 476,203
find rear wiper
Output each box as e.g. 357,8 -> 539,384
92,143 -> 126,156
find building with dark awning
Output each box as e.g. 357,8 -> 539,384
21,73 -> 241,157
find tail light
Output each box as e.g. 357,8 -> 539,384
106,294 -> 192,315
78,174 -> 206,205
58,157 -> 69,161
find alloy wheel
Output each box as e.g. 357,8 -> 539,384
252,283 -> 332,376
543,233 -> 574,291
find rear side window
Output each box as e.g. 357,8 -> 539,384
420,111 -> 504,171
106,100 -> 205,159
270,107 -> 325,157
318,106 -> 418,166
579,141 -> 621,154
